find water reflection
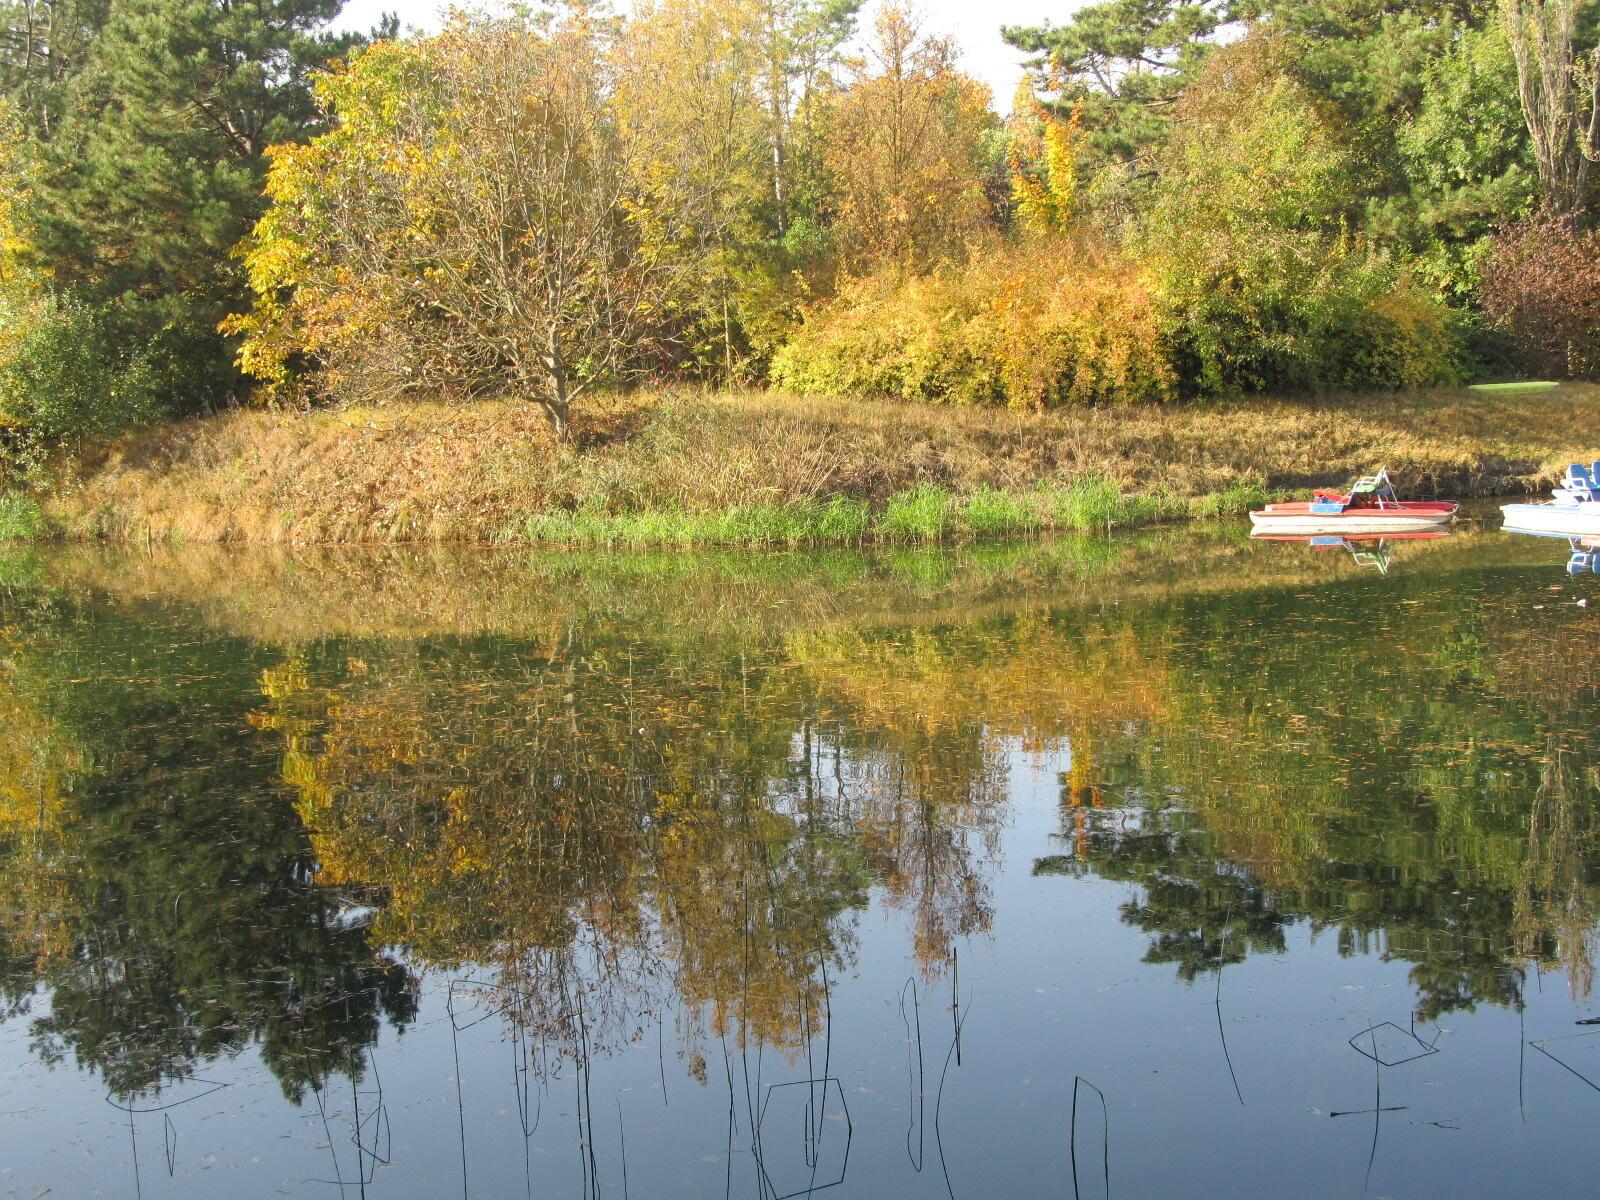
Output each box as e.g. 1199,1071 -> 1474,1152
0,529 -> 1597,1196
1248,530 -> 1452,575
0,605 -> 416,1104
1500,527 -> 1600,576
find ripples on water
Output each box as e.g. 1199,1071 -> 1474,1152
0,524 -> 1596,1198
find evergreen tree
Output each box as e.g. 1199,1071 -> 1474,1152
1001,0 -> 1231,169
2,0 -> 370,407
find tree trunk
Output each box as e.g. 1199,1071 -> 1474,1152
547,376 -> 572,441
545,333 -> 573,444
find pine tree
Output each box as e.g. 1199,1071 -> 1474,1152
3,0 -> 367,403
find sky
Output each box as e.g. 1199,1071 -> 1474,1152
331,0 -> 1073,114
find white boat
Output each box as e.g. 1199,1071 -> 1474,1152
1501,462 -> 1600,537
1249,468 -> 1457,535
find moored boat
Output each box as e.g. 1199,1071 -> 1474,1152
1501,462 -> 1600,537
1249,468 -> 1457,535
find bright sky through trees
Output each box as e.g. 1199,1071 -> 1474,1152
332,0 -> 1066,112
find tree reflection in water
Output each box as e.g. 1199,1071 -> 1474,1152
1,531 -> 1598,1121
0,597 -> 417,1103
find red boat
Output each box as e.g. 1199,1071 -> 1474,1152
1249,468 -> 1457,535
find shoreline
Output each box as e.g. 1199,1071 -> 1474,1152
2,386 -> 1594,548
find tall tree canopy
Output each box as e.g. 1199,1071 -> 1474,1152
1498,0 -> 1600,215
0,0 -> 364,407
824,2 -> 994,267
615,0 -> 860,378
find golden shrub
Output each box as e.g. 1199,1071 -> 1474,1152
771,238 -> 1175,407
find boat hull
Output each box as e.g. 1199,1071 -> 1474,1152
1248,502 -> 1457,535
1501,502 -> 1600,537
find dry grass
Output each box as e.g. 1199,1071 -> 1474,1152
39,383 -> 1600,544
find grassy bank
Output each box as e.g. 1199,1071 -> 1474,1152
10,384 -> 1600,546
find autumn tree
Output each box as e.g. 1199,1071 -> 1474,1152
617,0 -> 770,379
230,13 -> 671,440
0,99 -> 40,315
1478,210 -> 1600,376
1008,88 -> 1083,235
616,0 -> 860,379
751,0 -> 862,237
823,2 -> 994,268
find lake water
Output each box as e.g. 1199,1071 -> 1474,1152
1,520 -> 1597,1199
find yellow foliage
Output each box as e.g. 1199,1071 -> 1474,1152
0,100 -> 47,386
1009,92 -> 1081,235
823,4 -> 995,268
772,236 -> 1175,406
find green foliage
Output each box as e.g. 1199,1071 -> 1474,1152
1145,36 -> 1463,395
0,296 -> 170,462
1002,0 -> 1227,166
1245,0 -> 1469,153
1393,23 -> 1536,297
0,493 -> 45,541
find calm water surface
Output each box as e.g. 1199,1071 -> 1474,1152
1,524 -> 1597,1198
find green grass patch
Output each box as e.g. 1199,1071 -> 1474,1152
1039,476 -> 1187,531
1187,479 -> 1270,519
0,493 -> 46,542
1468,381 -> 1559,394
511,495 -> 873,548
960,485 -> 1042,538
877,484 -> 954,542
811,495 -> 872,543
507,477 -> 1212,549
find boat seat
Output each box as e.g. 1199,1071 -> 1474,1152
1564,464 -> 1595,501
1347,467 -> 1397,507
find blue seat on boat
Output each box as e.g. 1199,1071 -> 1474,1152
1563,464 -> 1596,501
